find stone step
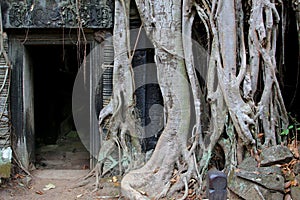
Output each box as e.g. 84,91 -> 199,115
32,169 -> 89,180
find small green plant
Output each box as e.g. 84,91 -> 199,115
280,114 -> 300,136
281,125 -> 300,136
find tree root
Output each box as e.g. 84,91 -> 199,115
121,131 -> 197,199
178,177 -> 189,200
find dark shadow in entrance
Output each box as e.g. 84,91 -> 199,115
27,45 -> 90,170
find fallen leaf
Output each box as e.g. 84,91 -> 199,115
170,177 -> 177,184
294,150 -> 299,158
291,179 -> 298,187
113,182 -> 120,187
137,190 -> 147,196
289,159 -> 298,166
285,187 -> 291,193
112,176 -> 118,183
43,183 -> 56,191
35,190 -> 44,195
254,153 -> 261,167
14,174 -> 25,179
153,167 -> 159,174
170,174 -> 180,184
257,133 -> 264,138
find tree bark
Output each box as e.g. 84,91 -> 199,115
121,0 -> 193,199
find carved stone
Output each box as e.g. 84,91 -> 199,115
228,169 -> 284,200
1,0 -> 113,28
260,145 -> 294,167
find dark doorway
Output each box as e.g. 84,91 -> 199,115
26,45 -> 90,170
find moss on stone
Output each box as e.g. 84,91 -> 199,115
0,162 -> 11,178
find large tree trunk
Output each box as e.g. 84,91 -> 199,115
121,0 -> 193,199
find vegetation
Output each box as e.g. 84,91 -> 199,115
93,0 -> 299,199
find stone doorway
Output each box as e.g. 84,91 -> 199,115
9,32 -> 102,170
25,44 -> 90,170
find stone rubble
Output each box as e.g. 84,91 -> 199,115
228,145 -> 299,199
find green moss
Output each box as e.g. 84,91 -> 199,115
66,131 -> 78,138
0,162 -> 11,178
228,170 -> 234,183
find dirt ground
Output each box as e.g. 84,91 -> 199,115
0,169 -> 121,200
0,169 -> 203,200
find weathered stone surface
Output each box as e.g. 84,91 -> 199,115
236,170 -> 285,192
291,186 -> 300,200
239,157 -> 282,175
260,145 -> 294,166
1,0 -> 113,28
295,174 -> 300,184
285,194 -> 292,200
290,174 -> 300,199
238,156 -> 258,171
0,33 -> 10,149
228,170 -> 284,200
270,192 -> 285,200
293,162 -> 300,175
